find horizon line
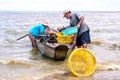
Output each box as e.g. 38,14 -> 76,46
0,10 -> 120,12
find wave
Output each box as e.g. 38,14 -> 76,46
104,42 -> 120,50
0,58 -> 32,66
91,40 -> 103,45
91,40 -> 120,51
92,28 -> 120,33
97,62 -> 120,71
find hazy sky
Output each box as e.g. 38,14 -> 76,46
0,0 -> 120,11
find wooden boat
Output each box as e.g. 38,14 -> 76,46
36,36 -> 72,60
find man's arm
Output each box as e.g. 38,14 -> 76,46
77,16 -> 84,29
57,25 -> 71,31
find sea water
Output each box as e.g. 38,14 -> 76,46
0,11 -> 120,80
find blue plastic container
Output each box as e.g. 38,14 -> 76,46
61,26 -> 78,36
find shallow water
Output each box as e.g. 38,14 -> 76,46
0,11 -> 120,80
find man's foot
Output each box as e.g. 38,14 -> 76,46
83,43 -> 87,48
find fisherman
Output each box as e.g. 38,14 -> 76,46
58,10 -> 91,48
28,22 -> 50,48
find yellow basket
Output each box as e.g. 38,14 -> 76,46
68,48 -> 96,76
57,32 -> 74,44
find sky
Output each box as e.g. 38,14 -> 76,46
0,0 -> 120,11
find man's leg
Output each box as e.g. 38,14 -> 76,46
82,43 -> 87,48
77,30 -> 90,48
28,33 -> 37,48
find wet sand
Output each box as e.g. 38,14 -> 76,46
40,70 -> 120,80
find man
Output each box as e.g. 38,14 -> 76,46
28,22 -> 50,48
58,10 -> 91,48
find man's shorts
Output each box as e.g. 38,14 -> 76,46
76,30 -> 91,46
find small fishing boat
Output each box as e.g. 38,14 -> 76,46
36,39 -> 72,60
36,28 -> 74,60
36,31 -> 72,60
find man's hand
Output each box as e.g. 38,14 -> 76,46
57,26 -> 64,31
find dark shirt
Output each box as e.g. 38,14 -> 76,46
65,13 -> 90,35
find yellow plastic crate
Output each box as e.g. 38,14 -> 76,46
68,48 -> 96,76
57,32 -> 74,44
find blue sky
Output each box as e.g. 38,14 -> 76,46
0,0 -> 120,11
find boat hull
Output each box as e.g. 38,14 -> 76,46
36,40 -> 70,60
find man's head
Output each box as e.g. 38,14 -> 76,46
63,10 -> 72,19
43,21 -> 49,27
